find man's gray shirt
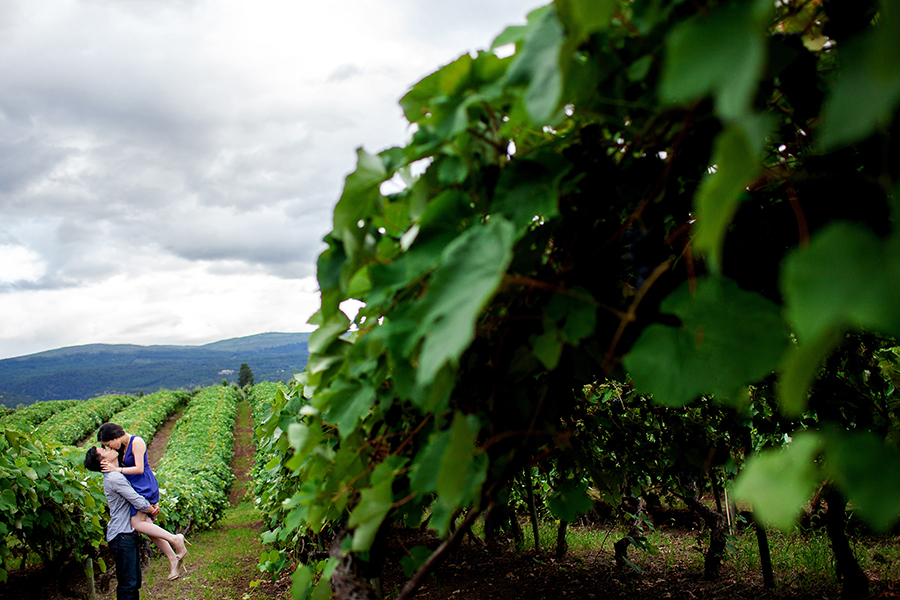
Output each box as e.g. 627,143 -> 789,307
102,471 -> 151,542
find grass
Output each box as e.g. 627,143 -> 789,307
485,513 -> 900,594
132,501 -> 266,600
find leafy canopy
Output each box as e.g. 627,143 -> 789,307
258,0 -> 900,594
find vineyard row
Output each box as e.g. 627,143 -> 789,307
0,383 -> 265,583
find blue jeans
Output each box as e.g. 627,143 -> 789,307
109,531 -> 142,600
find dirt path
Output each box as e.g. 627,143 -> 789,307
146,410 -> 181,470
129,399 -> 287,600
227,401 -> 255,506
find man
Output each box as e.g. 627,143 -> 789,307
84,444 -> 159,600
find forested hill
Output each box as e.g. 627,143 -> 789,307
0,332 -> 310,405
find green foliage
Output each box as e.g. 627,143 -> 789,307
88,390 -> 188,444
625,277 -> 789,406
35,394 -> 135,445
247,381 -> 292,543
155,386 -> 238,531
547,480 -> 593,522
0,399 -> 79,433
731,431 -> 822,529
659,0 -> 772,120
691,116 -> 771,269
257,0 -> 900,589
735,426 -> 900,532
252,383 -> 348,573
0,429 -> 106,582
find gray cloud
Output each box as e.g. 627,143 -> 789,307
328,64 -> 363,82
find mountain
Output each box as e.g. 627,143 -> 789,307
0,332 -> 310,406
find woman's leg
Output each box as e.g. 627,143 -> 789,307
131,512 -> 181,579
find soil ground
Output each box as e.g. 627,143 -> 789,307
146,411 -> 179,471
375,528 -> 900,600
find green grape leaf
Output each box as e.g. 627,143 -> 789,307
818,40 -> 900,151
307,311 -> 350,355
492,6 -> 553,50
291,564 -> 314,600
731,432 -> 823,530
493,154 -> 570,233
436,155 -> 468,186
781,222 -> 900,343
347,477 -> 393,552
693,115 -> 772,271
286,422 -> 324,467
401,545 -> 433,578
503,5 -> 566,124
314,243 -> 346,317
546,289 -> 597,344
409,430 -> 450,494
325,382 -> 376,438
555,0 -> 617,43
624,276 -> 789,406
871,0 -> 900,79
400,51 -> 506,140
371,455 -> 408,486
333,148 -> 388,233
0,488 -> 15,512
305,339 -> 350,377
777,329 -> 844,416
310,559 -> 338,600
428,498 -> 456,536
418,190 -> 477,236
532,329 -> 564,370
823,429 -> 900,532
660,0 -> 771,120
346,267 -> 371,299
627,55 -> 653,83
532,290 -> 597,370
284,506 -> 308,535
415,218 -> 516,385
400,53 -> 474,136
437,413 -> 479,507
548,481 -> 594,522
430,453 -> 488,537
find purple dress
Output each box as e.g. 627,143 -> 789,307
122,435 -> 159,516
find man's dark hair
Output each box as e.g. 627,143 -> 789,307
84,446 -> 103,472
97,422 -> 125,443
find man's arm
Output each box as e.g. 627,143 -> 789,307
108,473 -> 154,513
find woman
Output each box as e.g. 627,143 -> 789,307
97,422 -> 188,581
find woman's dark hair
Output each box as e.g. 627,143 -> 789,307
84,446 -> 102,472
98,422 -> 125,443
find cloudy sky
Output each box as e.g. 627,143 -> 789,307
0,0 -> 544,359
